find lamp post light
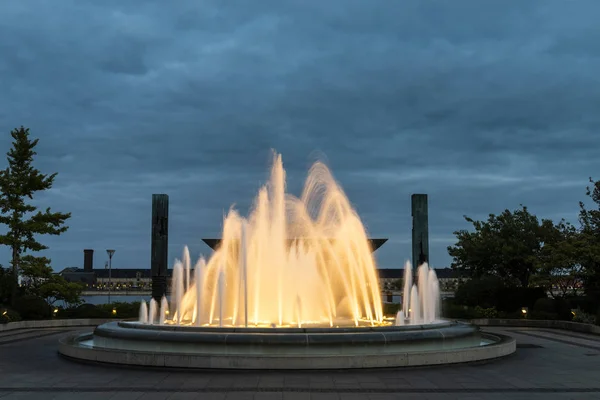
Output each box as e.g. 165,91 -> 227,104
107,249 -> 115,304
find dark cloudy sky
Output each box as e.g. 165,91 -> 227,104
1,0 -> 599,272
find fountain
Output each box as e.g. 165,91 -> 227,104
59,152 -> 515,369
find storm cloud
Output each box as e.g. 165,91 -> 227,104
0,0 -> 599,270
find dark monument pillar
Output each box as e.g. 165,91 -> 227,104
151,194 -> 169,302
83,249 -> 94,272
411,194 -> 429,270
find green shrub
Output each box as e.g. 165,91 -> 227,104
58,304 -> 111,319
97,301 -> 141,319
383,303 -> 401,316
13,295 -> 51,320
454,276 -> 506,309
572,308 -> 598,325
57,301 -> 142,319
441,299 -> 480,319
474,306 -> 498,318
565,296 -> 598,314
533,298 -> 555,313
497,310 -> 523,319
0,307 -> 21,323
529,311 -> 559,320
495,286 -> 546,312
532,297 -> 573,321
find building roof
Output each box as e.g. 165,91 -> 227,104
377,268 -> 461,280
60,267 -> 461,280
202,238 -> 389,252
59,268 -> 172,279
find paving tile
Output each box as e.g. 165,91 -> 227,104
282,393 -> 311,400
133,393 -> 172,400
166,393 -> 203,400
51,393 -> 117,400
110,393 -> 146,400
225,393 -> 253,400
253,393 -> 283,400
1,326 -> 600,399
309,395 -> 340,400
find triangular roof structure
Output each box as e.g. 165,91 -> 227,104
202,238 -> 387,252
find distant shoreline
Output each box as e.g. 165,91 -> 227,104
82,291 -> 152,296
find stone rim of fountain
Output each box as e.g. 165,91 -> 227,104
92,320 -> 479,346
117,320 -> 452,333
58,327 -> 515,370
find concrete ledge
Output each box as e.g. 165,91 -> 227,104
58,332 -> 515,370
0,318 -> 121,332
471,319 -> 600,336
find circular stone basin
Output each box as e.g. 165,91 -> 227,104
58,320 -> 516,369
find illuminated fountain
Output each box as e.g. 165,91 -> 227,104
158,153 -> 385,328
142,154 -> 439,328
59,152 -> 515,369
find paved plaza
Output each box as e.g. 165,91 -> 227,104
0,326 -> 599,399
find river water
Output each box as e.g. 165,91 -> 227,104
82,295 -> 153,305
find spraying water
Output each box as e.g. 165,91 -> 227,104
138,301 -> 148,324
148,298 -> 158,325
137,152 -> 440,328
395,261 -> 441,326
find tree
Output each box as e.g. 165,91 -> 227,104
39,275 -> 84,309
536,221 -> 584,298
0,265 -> 12,304
448,205 -> 555,287
578,178 -> 600,302
0,127 -> 71,306
391,278 -> 403,290
18,255 -> 84,309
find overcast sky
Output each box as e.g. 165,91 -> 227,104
1,0 -> 599,272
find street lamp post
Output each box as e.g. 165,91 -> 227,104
107,249 -> 115,304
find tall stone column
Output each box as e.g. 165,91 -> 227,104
151,194 -> 169,302
411,194 -> 429,270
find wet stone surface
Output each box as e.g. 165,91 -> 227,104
0,326 -> 599,399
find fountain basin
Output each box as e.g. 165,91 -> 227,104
58,320 -> 515,369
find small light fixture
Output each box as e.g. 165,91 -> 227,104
53,308 -> 58,314
112,308 -> 117,316
521,307 -> 528,317
571,309 -> 576,317
1,310 -> 7,316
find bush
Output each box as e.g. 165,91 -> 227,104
474,306 -> 498,318
58,304 -> 111,319
56,301 -> 142,319
495,286 -> 546,312
13,295 -> 51,320
572,308 -> 598,325
383,303 -> 401,316
0,306 -> 21,323
533,297 -> 555,313
454,276 -> 506,309
497,310 -> 523,319
566,296 -> 598,315
532,297 -> 573,321
97,301 -> 141,319
441,299 -> 480,319
529,311 -> 559,320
